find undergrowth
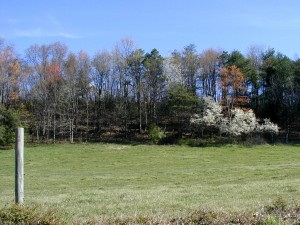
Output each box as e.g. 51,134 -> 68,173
0,204 -> 64,225
1,198 -> 300,225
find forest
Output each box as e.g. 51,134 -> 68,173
1,37 -> 300,145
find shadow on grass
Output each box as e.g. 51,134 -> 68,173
0,145 -> 13,151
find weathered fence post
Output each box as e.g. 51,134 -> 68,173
15,127 -> 24,204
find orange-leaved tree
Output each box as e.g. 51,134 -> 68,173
220,65 -> 248,112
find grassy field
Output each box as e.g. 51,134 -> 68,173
1,143 -> 300,223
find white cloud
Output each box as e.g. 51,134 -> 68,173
14,28 -> 80,39
4,14 -> 81,39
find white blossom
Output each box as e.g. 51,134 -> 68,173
190,97 -> 279,138
259,118 -> 279,134
219,117 -> 229,134
163,57 -> 184,87
190,113 -> 202,125
190,97 -> 222,128
227,108 -> 258,136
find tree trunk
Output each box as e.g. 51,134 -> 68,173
86,100 -> 89,142
53,115 -> 56,143
70,118 -> 74,143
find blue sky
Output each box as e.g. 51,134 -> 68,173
1,0 -> 300,58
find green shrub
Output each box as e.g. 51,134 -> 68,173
149,124 -> 165,144
0,108 -> 20,147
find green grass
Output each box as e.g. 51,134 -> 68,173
1,143 -> 300,223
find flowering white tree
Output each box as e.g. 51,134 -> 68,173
163,57 -> 184,88
191,97 -> 279,141
225,108 -> 258,136
258,118 -> 279,134
257,118 -> 279,143
190,97 -> 222,130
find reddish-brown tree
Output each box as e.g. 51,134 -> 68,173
220,65 -> 248,111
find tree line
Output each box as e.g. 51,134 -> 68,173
1,37 -> 300,144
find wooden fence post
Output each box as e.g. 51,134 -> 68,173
15,127 -> 24,204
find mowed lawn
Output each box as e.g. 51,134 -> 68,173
1,143 -> 300,221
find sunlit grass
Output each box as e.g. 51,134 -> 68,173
1,143 -> 300,222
